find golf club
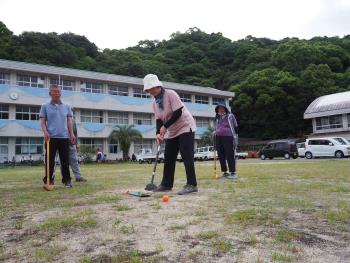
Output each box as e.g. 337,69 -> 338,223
44,138 -> 54,191
213,133 -> 219,179
145,144 -> 161,191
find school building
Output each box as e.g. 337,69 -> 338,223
0,59 -> 235,162
304,91 -> 350,140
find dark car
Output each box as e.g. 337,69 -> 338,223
259,140 -> 298,160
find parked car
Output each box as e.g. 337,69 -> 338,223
259,140 -> 298,160
332,137 -> 350,145
136,148 -> 158,164
303,138 -> 350,159
236,151 -> 248,159
195,146 -> 216,161
296,142 -> 306,157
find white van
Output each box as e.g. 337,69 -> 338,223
303,138 -> 350,159
195,146 -> 216,161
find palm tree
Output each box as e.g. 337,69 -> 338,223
198,126 -> 215,147
109,125 -> 142,160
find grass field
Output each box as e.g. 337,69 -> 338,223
0,159 -> 349,262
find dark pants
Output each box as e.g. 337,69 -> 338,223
43,138 -> 71,184
162,132 -> 197,188
215,135 -> 236,173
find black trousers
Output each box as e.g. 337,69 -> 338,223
43,138 -> 71,184
215,135 -> 236,173
162,132 -> 197,188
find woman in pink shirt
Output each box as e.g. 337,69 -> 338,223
143,74 -> 198,195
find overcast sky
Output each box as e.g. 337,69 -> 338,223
1,0 -> 350,49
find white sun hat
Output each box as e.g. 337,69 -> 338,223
143,74 -> 163,91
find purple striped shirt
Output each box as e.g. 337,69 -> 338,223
215,114 -> 238,137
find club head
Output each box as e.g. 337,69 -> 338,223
43,184 -> 54,191
145,183 -> 157,191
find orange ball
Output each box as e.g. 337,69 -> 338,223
162,195 -> 169,202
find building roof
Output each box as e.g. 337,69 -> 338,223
304,91 -> 350,119
0,59 -> 235,98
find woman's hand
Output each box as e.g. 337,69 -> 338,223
156,134 -> 164,145
160,126 -> 166,137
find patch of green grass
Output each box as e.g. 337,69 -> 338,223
34,243 -> 66,262
119,224 -> 135,234
92,194 -> 121,204
225,209 -> 281,227
210,238 -> 232,254
114,204 -> 132,211
326,210 -> 350,224
149,203 -> 161,210
194,208 -> 207,217
271,252 -> 293,262
187,249 -> 204,261
79,256 -> 92,263
275,229 -> 301,243
112,251 -> 143,263
198,231 -> 219,240
38,210 -> 96,231
168,224 -> 187,231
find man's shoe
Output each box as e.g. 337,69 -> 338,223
153,185 -> 172,192
64,182 -> 73,188
76,177 -> 87,182
178,185 -> 198,195
227,172 -> 238,180
220,172 -> 230,179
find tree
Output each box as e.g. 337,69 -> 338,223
198,127 -> 215,147
109,125 -> 142,160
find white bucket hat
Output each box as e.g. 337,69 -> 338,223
143,74 -> 163,91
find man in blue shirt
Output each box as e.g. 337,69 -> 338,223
40,84 -> 75,188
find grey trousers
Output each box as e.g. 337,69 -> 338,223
60,144 -> 82,180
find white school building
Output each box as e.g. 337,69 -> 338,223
0,59 -> 235,162
304,91 -> 350,140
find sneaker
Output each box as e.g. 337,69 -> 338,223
227,172 -> 238,180
153,185 -> 172,192
178,185 -> 198,195
64,182 -> 73,188
220,172 -> 230,179
76,177 -> 87,182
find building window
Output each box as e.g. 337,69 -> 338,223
315,115 -> 343,130
15,137 -> 43,154
50,78 -> 74,91
108,85 -> 129,96
0,73 -> 10,84
0,104 -> 9,119
0,138 -> 8,156
195,95 -> 209,104
196,117 -> 210,127
133,113 -> 152,125
81,110 -> 103,123
348,114 -> 350,128
178,92 -> 192,103
133,87 -> 150,98
212,97 -> 225,105
80,138 -> 103,152
108,111 -> 128,125
134,139 -> 153,154
81,82 -> 103,93
17,74 -> 44,88
16,105 -> 40,120
109,138 -> 119,154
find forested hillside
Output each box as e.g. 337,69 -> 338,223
1,22 -> 349,138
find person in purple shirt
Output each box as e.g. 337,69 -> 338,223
214,104 -> 238,180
